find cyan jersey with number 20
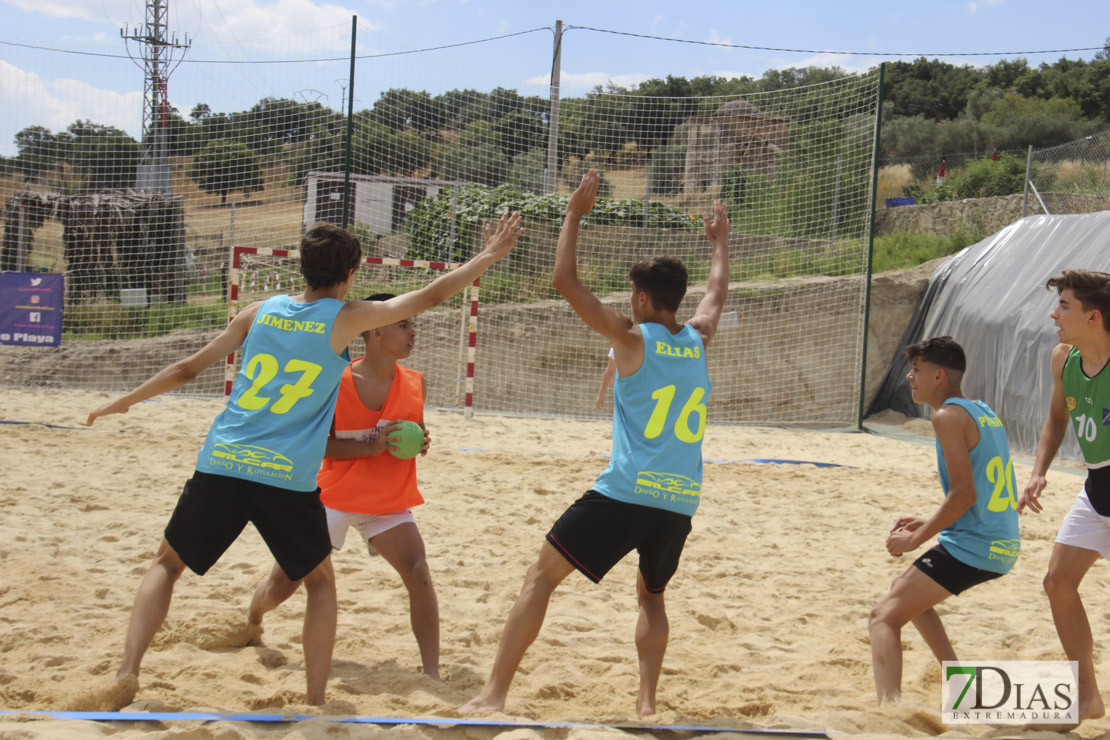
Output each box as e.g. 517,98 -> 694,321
935,397 -> 1020,574
592,322 -> 711,517
197,295 -> 350,491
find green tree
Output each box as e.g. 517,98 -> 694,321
493,110 -> 545,159
63,120 -> 139,191
188,139 -> 264,204
13,125 -> 58,180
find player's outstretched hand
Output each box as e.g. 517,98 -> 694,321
703,199 -> 730,247
1019,476 -> 1047,514
482,211 -> 523,262
567,169 -> 599,220
87,399 -> 130,426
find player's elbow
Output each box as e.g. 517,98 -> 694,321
171,360 -> 201,384
952,486 -> 977,513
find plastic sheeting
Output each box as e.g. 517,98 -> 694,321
867,210 -> 1110,461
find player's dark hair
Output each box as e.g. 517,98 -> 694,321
628,256 -> 687,313
1046,269 -> 1110,332
299,221 -> 362,290
905,336 -> 966,374
364,293 -> 396,302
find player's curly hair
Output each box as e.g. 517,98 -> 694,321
1046,269 -> 1110,332
299,222 -> 362,289
628,256 -> 687,313
905,336 -> 966,374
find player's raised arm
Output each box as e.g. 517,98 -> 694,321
333,211 -> 523,350
87,302 -> 262,425
553,170 -> 634,345
688,199 -> 730,347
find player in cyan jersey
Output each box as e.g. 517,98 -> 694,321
83,215 -> 521,709
461,169 -> 730,717
870,336 -> 1019,704
1019,269 -> 1110,725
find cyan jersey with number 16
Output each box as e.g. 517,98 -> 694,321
197,295 -> 350,492
592,322 -> 711,517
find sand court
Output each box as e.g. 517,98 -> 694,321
0,388 -> 1106,739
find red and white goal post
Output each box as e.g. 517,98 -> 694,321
227,246 -> 480,418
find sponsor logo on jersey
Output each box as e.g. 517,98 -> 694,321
989,539 -> 1021,559
1066,396 -> 1078,412
1103,408 -> 1110,425
211,443 -> 294,471
634,470 -> 701,497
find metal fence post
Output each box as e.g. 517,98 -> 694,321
544,20 -> 563,195
341,15 -> 357,229
1022,145 -> 1033,218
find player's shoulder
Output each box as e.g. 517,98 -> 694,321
932,403 -> 974,434
1050,342 -> 1075,372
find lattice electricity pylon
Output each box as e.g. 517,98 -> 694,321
121,0 -> 191,194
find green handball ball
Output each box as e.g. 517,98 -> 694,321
387,420 -> 424,460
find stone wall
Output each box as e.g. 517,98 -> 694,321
875,192 -> 1110,236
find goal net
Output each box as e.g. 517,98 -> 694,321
2,22 -> 881,426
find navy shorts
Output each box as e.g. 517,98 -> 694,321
165,470 -> 332,582
913,543 -> 1003,595
546,490 -> 692,593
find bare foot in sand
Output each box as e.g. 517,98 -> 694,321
458,691 -> 504,715
63,675 -> 139,712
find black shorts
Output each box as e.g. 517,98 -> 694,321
546,490 -> 692,593
165,470 -> 332,582
913,543 -> 1003,596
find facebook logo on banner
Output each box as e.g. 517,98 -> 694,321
0,272 -> 64,346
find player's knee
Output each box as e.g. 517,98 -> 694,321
302,558 -> 336,591
1042,569 -> 1076,600
869,599 -> 894,629
402,557 -> 432,588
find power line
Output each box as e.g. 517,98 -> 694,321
0,27 -> 551,64
4,25 -> 1103,65
565,24 -> 1104,58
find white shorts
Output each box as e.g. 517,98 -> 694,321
325,507 -> 416,555
1056,491 -> 1110,559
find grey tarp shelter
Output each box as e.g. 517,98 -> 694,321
867,211 -> 1110,461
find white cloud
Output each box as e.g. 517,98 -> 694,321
1,0 -> 380,56
706,29 -> 732,46
523,70 -> 651,94
650,16 -> 664,30
967,0 -> 1003,12
780,53 -> 878,75
0,0 -> 108,21
0,59 -> 143,155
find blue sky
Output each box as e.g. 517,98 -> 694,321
1,0 -> 1107,156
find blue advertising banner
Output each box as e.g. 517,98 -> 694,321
0,272 -> 64,346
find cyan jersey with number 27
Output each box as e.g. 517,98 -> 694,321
593,322 -> 711,517
197,295 -> 350,491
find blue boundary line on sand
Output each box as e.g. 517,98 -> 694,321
457,448 -> 851,469
0,711 -> 828,736
0,420 -> 83,430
